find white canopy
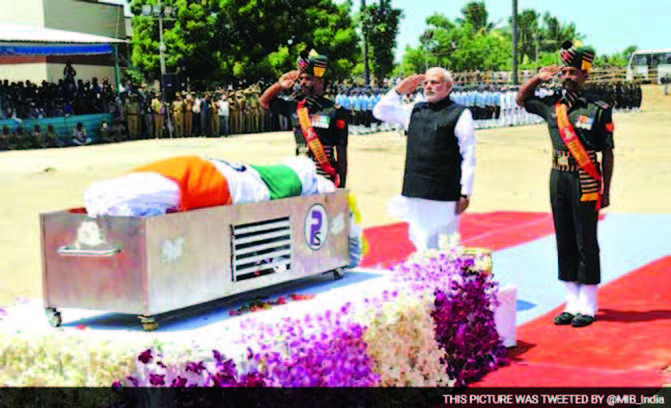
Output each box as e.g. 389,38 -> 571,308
0,23 -> 125,44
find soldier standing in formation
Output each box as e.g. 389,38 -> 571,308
516,41 -> 615,328
171,93 -> 184,138
184,92 -> 194,137
191,93 -> 201,136
208,93 -> 220,138
126,94 -> 141,140
151,93 -> 164,138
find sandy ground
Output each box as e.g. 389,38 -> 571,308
1,85 -> 669,306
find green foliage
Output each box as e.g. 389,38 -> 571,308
362,0 -> 403,82
457,1 -> 495,33
126,0 -> 639,86
402,10 -> 510,74
129,0 -> 360,88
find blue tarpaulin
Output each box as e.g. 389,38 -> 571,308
0,44 -> 113,56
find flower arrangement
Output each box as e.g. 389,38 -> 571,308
112,233 -> 507,391
0,332 -> 136,386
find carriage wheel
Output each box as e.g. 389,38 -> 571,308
332,268 -> 345,280
138,315 -> 159,331
46,307 -> 62,327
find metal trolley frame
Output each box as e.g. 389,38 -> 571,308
40,190 -> 350,330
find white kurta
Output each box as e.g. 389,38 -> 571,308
373,90 -> 476,250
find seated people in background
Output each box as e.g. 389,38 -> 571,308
72,122 -> 92,146
32,124 -> 44,149
44,124 -> 63,148
0,126 -> 10,150
15,126 -> 29,150
98,121 -> 115,144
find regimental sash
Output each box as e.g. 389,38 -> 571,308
555,103 -> 602,210
296,100 -> 339,186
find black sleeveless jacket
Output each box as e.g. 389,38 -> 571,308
402,97 -> 466,201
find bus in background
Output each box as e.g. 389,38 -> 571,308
626,49 -> 671,84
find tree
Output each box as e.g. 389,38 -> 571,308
361,0 -> 403,82
540,13 -> 583,52
402,15 -> 511,74
515,9 -> 540,66
129,0 -> 360,88
457,1 -> 495,33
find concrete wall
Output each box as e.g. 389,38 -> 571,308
0,0 -> 125,86
46,62 -> 116,84
43,0 -> 126,39
0,62 -> 47,83
0,0 -> 45,26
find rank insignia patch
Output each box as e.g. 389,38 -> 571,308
575,115 -> 594,130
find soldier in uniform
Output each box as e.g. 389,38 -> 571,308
259,49 -> 348,187
183,92 -> 194,137
208,93 -> 220,138
171,93 -> 185,138
516,41 -> 615,328
228,92 -> 240,135
151,93 -> 165,139
236,91 -> 248,134
126,94 -> 142,140
248,88 -> 262,133
143,93 -> 154,140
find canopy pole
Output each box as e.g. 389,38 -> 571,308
113,44 -> 121,94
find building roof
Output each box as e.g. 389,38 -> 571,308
633,48 -> 671,55
0,23 -> 126,44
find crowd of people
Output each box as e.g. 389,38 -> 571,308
0,62 -> 643,152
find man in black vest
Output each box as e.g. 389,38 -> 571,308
259,49 -> 348,188
373,67 -> 475,250
516,41 -> 615,328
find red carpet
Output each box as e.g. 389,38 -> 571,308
360,211 -> 558,268
474,256 -> 671,387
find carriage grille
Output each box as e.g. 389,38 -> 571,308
231,217 -> 292,281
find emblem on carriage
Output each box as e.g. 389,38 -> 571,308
75,221 -> 104,248
161,237 -> 185,262
305,204 -> 329,250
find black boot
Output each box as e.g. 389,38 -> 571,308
571,314 -> 595,327
553,312 -> 575,325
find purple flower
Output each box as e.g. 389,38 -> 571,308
149,373 -> 166,386
111,380 -> 122,389
171,376 -> 188,387
239,371 -> 267,387
137,349 -> 152,364
185,361 -> 207,375
126,376 -> 140,387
